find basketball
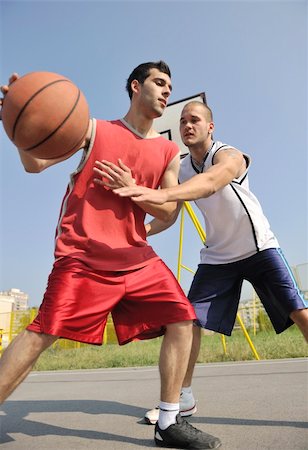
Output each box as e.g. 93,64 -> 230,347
1,71 -> 90,159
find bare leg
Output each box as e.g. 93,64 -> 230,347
182,325 -> 201,388
290,308 -> 308,342
0,329 -> 58,403
159,321 -> 193,403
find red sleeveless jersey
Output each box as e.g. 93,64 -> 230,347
54,119 -> 179,271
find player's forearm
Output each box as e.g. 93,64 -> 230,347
164,157 -> 243,201
138,200 -> 178,221
18,150 -> 60,173
163,174 -> 217,202
18,148 -> 77,173
146,214 -> 177,236
18,119 -> 92,173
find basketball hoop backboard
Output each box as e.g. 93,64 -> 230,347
154,93 -> 206,157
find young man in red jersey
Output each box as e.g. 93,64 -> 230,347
0,63 -> 221,449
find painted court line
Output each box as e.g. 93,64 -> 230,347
28,358 -> 307,378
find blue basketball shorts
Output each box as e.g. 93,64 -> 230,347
187,248 -> 307,335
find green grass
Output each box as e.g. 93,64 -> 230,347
33,326 -> 307,371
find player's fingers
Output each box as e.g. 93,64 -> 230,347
9,73 -> 19,84
103,166 -> 119,179
99,160 -> 122,173
115,190 -> 142,197
93,177 -> 104,185
93,166 -> 111,177
93,178 -> 114,188
0,73 -> 18,97
117,159 -> 131,172
97,160 -> 117,169
93,168 -> 114,182
132,198 -> 147,203
95,161 -> 121,177
0,85 -> 9,95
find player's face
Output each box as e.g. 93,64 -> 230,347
180,104 -> 213,146
137,69 -> 172,118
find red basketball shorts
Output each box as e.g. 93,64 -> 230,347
27,257 -> 196,345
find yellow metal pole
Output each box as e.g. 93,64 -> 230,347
9,311 -> 14,344
184,202 -> 206,242
236,313 -> 260,360
181,264 -> 196,274
220,334 -> 227,355
253,291 -> 257,336
177,206 -> 185,282
103,321 -> 108,344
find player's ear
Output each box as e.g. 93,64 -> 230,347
209,122 -> 215,134
131,79 -> 140,97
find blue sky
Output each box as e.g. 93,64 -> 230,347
0,0 -> 307,307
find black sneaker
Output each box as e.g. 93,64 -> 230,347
154,414 -> 221,449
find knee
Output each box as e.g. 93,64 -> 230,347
290,308 -> 308,342
23,330 -> 58,351
290,308 -> 308,325
166,320 -> 193,337
193,325 -> 201,339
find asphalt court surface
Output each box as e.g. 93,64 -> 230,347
0,358 -> 307,449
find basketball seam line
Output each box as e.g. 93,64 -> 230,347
22,88 -> 82,152
12,78 -> 70,140
43,118 -> 89,160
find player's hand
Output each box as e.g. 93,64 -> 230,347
113,185 -> 168,205
93,159 -> 136,189
0,73 -> 19,120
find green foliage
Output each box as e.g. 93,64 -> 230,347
257,309 -> 274,331
34,339 -> 161,371
33,326 -> 307,371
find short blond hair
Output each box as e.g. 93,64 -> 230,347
183,101 -> 213,122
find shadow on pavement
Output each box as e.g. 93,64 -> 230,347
0,399 -> 153,447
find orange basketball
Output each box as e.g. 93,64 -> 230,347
1,71 -> 90,159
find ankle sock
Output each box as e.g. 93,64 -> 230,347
158,401 -> 179,430
181,386 -> 193,395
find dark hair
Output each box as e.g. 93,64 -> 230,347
126,60 -> 171,99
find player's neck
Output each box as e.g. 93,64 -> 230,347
123,110 -> 159,139
189,139 -> 213,164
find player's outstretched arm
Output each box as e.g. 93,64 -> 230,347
115,148 -> 245,203
94,154 -> 180,221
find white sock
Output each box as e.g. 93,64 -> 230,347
181,386 -> 192,395
158,401 -> 179,430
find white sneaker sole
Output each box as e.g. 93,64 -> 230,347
180,404 -> 197,417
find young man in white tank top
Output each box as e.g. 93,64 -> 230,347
109,101 -> 308,425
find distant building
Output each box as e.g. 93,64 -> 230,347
0,296 -> 15,333
0,288 -> 29,311
238,294 -> 265,330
